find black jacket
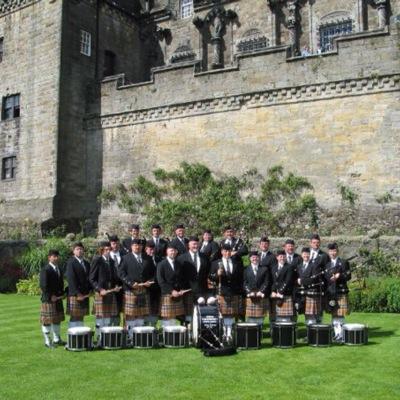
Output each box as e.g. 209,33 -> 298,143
178,251 -> 210,298
219,237 -> 249,257
149,237 -> 169,258
156,258 -> 185,295
210,257 -> 244,297
270,262 -> 295,296
323,257 -> 351,294
259,250 -> 275,269
199,240 -> 220,262
40,263 -> 64,303
65,257 -> 91,296
109,248 -> 128,268
244,265 -> 270,296
169,237 -> 189,256
118,253 -> 156,291
89,255 -> 121,292
297,259 -> 322,293
143,254 -> 162,298
122,237 -> 147,253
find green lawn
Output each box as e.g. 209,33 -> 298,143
0,294 -> 399,400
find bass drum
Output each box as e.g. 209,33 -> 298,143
192,305 -> 222,349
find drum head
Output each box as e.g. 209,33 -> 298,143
237,323 -> 258,328
273,322 -> 296,327
343,323 -> 365,330
310,324 -> 331,329
132,326 -> 155,333
68,327 -> 92,334
100,326 -> 124,334
164,325 -> 186,333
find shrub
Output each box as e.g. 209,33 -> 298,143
16,274 -> 41,296
349,277 -> 400,313
0,261 -> 24,292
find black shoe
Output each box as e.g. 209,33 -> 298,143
53,340 -> 66,346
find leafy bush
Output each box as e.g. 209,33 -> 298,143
349,278 -> 400,313
16,274 -> 41,296
99,163 -> 318,237
0,261 -> 24,292
356,247 -> 400,279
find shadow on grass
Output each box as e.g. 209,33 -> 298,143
368,326 -> 397,338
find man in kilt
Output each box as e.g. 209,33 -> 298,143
324,242 -> 351,342
157,243 -> 186,327
39,249 -> 66,348
119,239 -> 155,339
296,247 -> 323,327
143,240 -> 162,327
89,241 -> 122,342
66,242 -> 91,328
243,251 -> 270,327
210,244 -> 244,342
270,250 -> 296,322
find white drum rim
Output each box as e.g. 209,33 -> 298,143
100,327 -> 124,333
273,322 -> 297,326
68,327 -> 92,334
343,323 -> 366,330
132,326 -> 156,333
309,324 -> 332,328
237,323 -> 259,327
163,325 -> 187,333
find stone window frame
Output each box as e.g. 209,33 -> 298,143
1,155 -> 17,181
317,12 -> 355,53
2,94 -> 20,121
236,29 -> 269,54
0,37 -> 3,63
180,0 -> 194,19
103,50 -> 116,77
80,30 -> 91,57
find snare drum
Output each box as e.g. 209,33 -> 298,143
235,323 -> 261,349
272,322 -> 296,348
132,326 -> 158,349
67,327 -> 93,351
307,324 -> 332,347
163,326 -> 187,348
100,326 -> 126,350
343,323 -> 368,345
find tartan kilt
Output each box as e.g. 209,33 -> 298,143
92,292 -> 119,318
246,297 -> 268,318
66,296 -> 89,318
218,295 -> 241,317
40,300 -> 65,325
183,292 -> 194,316
274,296 -> 294,317
332,294 -> 350,317
160,295 -> 185,319
305,296 -> 322,317
124,287 -> 150,319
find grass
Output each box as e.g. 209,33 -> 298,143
0,294 -> 399,400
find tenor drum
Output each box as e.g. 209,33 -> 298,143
66,327 -> 93,351
163,326 -> 187,348
132,326 -> 158,349
235,323 -> 261,350
272,322 -> 297,348
307,324 -> 332,347
343,323 -> 368,345
192,305 -> 222,349
100,326 -> 126,350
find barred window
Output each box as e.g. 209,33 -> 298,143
319,20 -> 352,52
2,94 -> 20,120
181,0 -> 193,19
2,156 -> 16,180
237,30 -> 269,53
80,30 -> 91,57
0,37 -> 3,63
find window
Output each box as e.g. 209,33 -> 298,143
103,50 -> 116,77
2,94 -> 20,120
319,20 -> 353,52
0,37 -> 3,63
80,30 -> 91,57
2,156 -> 16,180
237,30 -> 269,53
181,0 -> 193,19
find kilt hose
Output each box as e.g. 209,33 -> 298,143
40,300 -> 65,325
66,296 -> 90,319
332,294 -> 350,318
305,296 -> 322,317
93,292 -> 119,318
160,295 -> 185,319
217,295 -> 241,317
124,287 -> 150,320
245,297 -> 268,318
182,292 -> 194,316
273,296 -> 294,317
